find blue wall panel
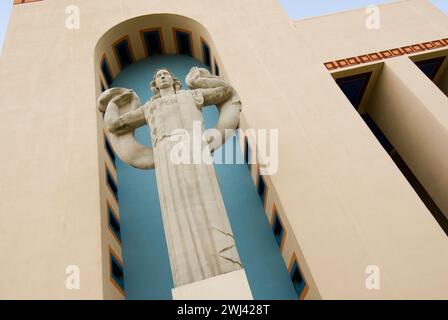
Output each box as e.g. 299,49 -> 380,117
111,55 -> 297,300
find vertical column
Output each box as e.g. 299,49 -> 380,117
366,56 -> 448,218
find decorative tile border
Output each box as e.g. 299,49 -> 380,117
324,38 -> 448,71
13,0 -> 43,4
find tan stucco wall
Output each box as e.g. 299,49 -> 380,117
0,0 -> 448,299
0,0 -> 105,299
294,0 -> 448,63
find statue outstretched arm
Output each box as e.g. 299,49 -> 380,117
200,86 -> 234,107
186,67 -> 235,107
97,88 -> 155,170
106,106 -> 146,135
186,67 -> 242,152
104,91 -> 146,135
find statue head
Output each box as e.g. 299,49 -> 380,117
150,68 -> 182,97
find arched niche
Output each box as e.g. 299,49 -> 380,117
94,13 -> 223,95
93,14 -> 227,300
93,13 -> 298,301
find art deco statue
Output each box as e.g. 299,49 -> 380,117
98,67 -> 242,288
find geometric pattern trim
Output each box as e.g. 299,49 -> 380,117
13,0 -> 43,4
324,38 -> 448,71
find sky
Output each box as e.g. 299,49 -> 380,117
0,0 -> 12,54
0,0 -> 447,54
278,0 -> 448,20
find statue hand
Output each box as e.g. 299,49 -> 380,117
111,90 -> 134,106
188,67 -> 201,82
186,67 -> 214,88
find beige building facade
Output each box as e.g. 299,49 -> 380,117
0,0 -> 447,299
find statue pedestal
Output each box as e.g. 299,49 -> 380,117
171,269 -> 253,300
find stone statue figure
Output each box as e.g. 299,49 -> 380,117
98,67 -> 242,288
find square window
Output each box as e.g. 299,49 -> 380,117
258,175 -> 267,206
114,38 -> 134,70
272,211 -> 284,248
215,62 -> 220,76
108,206 -> 121,242
290,261 -> 306,298
104,134 -> 116,164
175,30 -> 192,57
101,57 -> 113,87
106,167 -> 118,201
202,40 -> 211,67
335,72 -> 372,110
415,56 -> 446,80
143,30 -> 163,56
110,251 -> 125,293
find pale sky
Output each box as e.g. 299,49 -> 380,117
0,0 -> 447,54
0,0 -> 12,54
279,0 -> 448,20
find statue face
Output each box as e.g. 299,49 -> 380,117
155,69 -> 174,90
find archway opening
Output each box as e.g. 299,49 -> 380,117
94,14 -> 298,300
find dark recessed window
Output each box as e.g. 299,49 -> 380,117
104,135 -> 116,164
114,38 -> 134,70
108,207 -> 121,242
415,56 -> 446,80
175,30 -> 192,57
106,167 -> 118,200
101,57 -> 113,87
142,30 -> 163,56
258,175 -> 267,205
244,138 -> 250,169
215,62 -> 220,76
290,260 -> 306,298
202,41 -> 211,67
335,72 -> 372,110
110,252 -> 125,292
362,114 -> 394,154
101,81 -> 106,92
272,211 -> 284,248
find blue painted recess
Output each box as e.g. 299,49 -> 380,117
111,54 -> 297,300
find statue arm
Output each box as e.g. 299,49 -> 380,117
97,88 -> 154,170
200,86 -> 234,107
186,67 -> 241,152
105,106 -> 146,135
103,91 -> 146,135
191,76 -> 228,90
186,67 -> 234,107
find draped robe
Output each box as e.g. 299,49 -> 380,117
144,89 -> 241,287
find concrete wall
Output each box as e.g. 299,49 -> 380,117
295,0 -> 448,63
1,0 -> 448,299
0,0 -> 104,299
